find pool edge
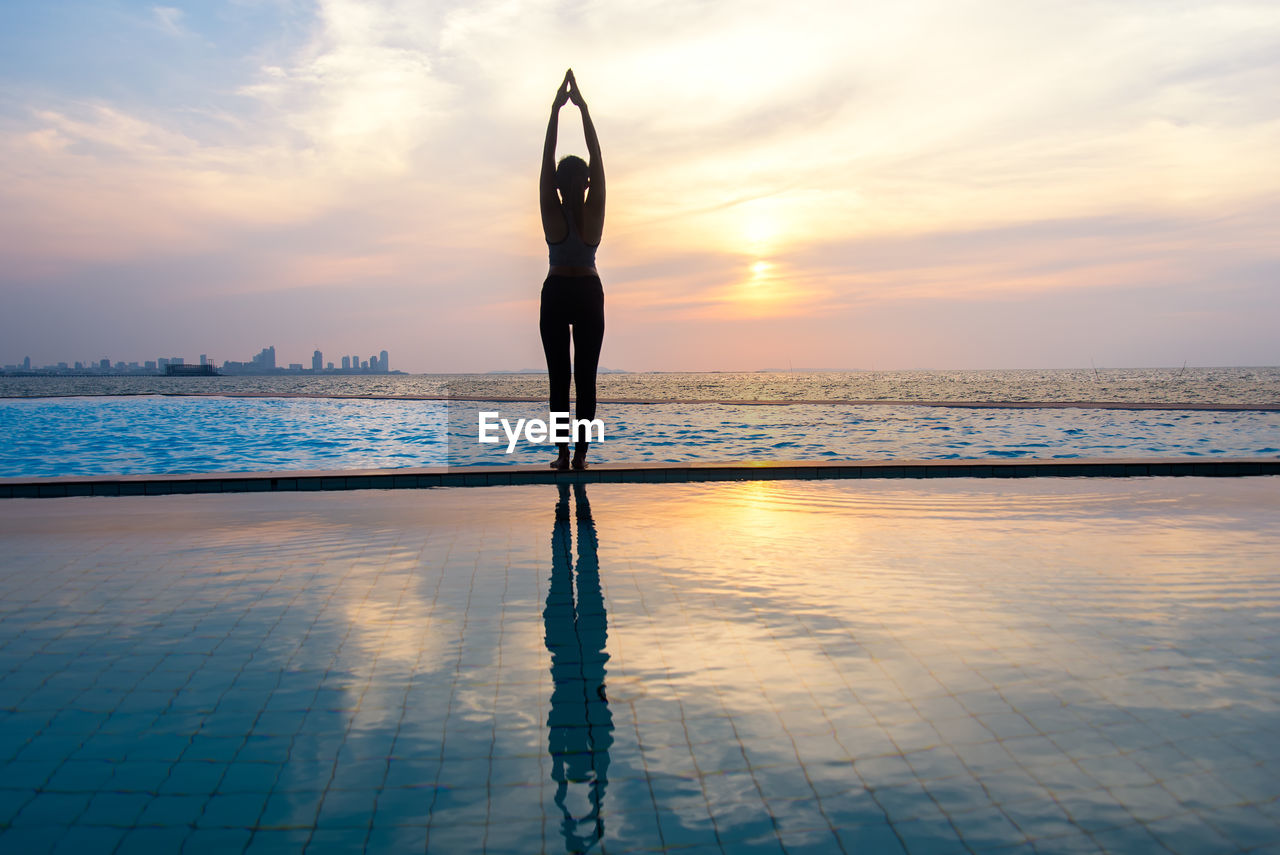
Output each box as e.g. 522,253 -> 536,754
2,458 -> 1278,498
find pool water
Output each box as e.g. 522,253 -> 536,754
2,395 -> 1278,477
1,478 -> 1278,853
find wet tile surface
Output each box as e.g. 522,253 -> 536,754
0,478 -> 1278,853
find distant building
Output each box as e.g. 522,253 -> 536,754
1,343 -> 401,377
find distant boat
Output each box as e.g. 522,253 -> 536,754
164,364 -> 219,376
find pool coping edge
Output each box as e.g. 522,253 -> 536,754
2,458 -> 1278,498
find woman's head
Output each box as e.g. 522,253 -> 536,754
555,155 -> 589,198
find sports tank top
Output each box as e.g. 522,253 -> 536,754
547,203 -> 598,267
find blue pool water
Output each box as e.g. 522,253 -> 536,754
2,395 -> 1279,478
1,396 -> 449,477
2,478 -> 1278,853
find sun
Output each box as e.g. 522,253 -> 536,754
733,258 -> 780,312
740,197 -> 783,254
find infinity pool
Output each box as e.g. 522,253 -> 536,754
1,478 -> 1277,853
2,395 -> 1279,477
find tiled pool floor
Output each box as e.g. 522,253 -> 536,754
0,478 -> 1278,854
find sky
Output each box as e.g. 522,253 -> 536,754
2,0 -> 1278,372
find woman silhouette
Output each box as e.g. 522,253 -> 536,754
540,69 -> 605,471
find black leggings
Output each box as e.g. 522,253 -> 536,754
539,274 -> 605,452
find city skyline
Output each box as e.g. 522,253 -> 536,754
3,345 -> 394,375
2,2 -> 1278,372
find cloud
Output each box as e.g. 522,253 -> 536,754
151,6 -> 186,36
237,0 -> 454,175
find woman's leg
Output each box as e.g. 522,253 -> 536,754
540,278 -> 572,466
570,279 -> 605,466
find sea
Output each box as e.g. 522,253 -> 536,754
1,368 -> 1277,477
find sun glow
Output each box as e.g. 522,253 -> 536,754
740,198 -> 783,254
743,214 -> 778,250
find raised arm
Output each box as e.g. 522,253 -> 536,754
567,69 -> 605,242
540,71 -> 571,243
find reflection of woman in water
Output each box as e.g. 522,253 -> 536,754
545,483 -> 612,850
540,69 -> 605,471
